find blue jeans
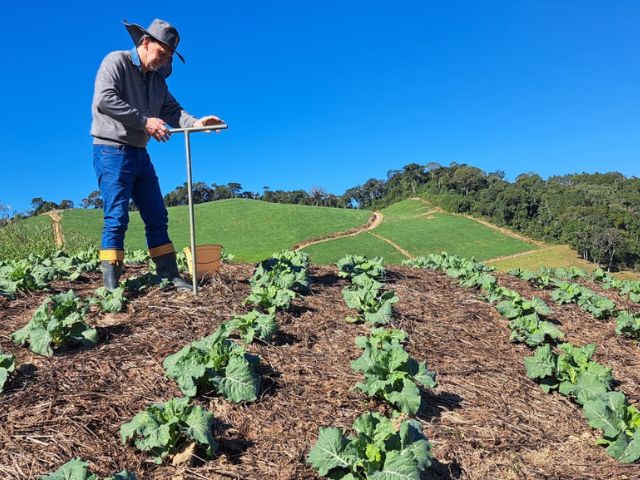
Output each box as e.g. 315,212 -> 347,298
93,144 -> 172,257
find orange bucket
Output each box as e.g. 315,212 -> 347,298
183,244 -> 222,280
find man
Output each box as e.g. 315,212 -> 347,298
91,19 -> 223,291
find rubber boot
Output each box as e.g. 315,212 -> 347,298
101,261 -> 123,290
153,252 -> 192,292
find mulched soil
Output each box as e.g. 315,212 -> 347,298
1,265 -> 639,480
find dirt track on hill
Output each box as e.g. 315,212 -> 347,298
1,265 -> 639,479
292,211 -> 384,250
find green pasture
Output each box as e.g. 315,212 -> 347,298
59,199 -> 371,262
378,198 -> 434,219
373,212 -> 537,261
303,199 -> 538,263
302,232 -> 408,265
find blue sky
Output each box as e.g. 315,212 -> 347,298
1,1 -> 639,214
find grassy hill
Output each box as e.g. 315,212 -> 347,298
7,197 -> 634,277
59,199 -> 372,262
302,199 -> 538,263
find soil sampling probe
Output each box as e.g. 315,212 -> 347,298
169,123 -> 229,295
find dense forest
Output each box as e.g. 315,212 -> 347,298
7,163 -> 640,271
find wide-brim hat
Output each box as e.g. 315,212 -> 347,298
123,18 -> 185,63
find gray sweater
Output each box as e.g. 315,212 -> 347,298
91,49 -> 197,148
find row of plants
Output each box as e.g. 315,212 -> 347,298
510,265 -> 640,304
340,256 -> 437,415
113,250 -> 311,467
2,265 -> 208,475
404,253 -> 640,463
3,247 -> 243,477
339,255 -> 398,325
404,253 -> 563,349
8,269 -> 175,358
308,255 -> 436,479
4,268 -> 180,475
591,268 -> 640,303
244,249 -> 310,313
0,247 -> 235,300
0,248 -> 100,298
510,268 -> 640,340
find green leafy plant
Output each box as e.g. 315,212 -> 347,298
590,270 -> 640,302
458,270 -> 497,290
552,266 -> 588,280
583,391 -> 640,463
69,247 -> 101,273
0,259 -> 44,297
551,281 -> 584,304
90,286 -> 127,313
337,254 -> 386,282
524,343 -> 613,405
121,397 -> 217,464
307,411 -> 433,479
176,251 -> 188,273
615,311 -> 640,339
221,249 -> 235,263
124,249 -> 149,265
551,282 -> 618,319
351,328 -> 437,414
0,352 -> 16,393
221,310 -> 278,343
620,281 -> 640,303
509,268 -> 555,289
251,250 -> 310,293
10,290 -> 98,356
244,283 -> 296,313
163,327 -> 261,401
244,250 -> 310,312
404,253 -> 494,289
39,458 -> 134,480
483,285 -> 519,304
577,292 -> 617,320
496,295 -> 563,347
590,268 -> 618,288
0,248 -> 101,298
342,276 -> 399,325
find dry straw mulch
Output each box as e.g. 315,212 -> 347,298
0,264 -> 639,479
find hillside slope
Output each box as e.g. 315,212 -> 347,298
302,199 -> 539,263
60,198 -> 372,262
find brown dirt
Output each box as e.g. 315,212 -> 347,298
1,265 -> 639,479
292,212 -> 383,251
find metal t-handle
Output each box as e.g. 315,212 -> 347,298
168,123 -> 229,295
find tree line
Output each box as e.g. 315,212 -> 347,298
3,162 -> 639,271
349,163 -> 640,272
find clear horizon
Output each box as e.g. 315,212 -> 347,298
2,0 -> 638,214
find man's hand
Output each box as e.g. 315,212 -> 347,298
194,115 -> 225,133
145,118 -> 171,142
